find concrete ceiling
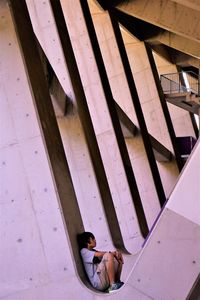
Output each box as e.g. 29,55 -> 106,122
95,0 -> 200,73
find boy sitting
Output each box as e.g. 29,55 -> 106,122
77,232 -> 124,293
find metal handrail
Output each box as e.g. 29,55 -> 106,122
160,71 -> 200,96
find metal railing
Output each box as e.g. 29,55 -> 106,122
160,71 -> 200,95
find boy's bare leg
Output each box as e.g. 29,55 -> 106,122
113,251 -> 124,282
115,262 -> 123,282
103,252 -> 116,285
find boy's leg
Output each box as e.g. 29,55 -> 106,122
96,252 -> 123,291
94,252 -> 115,290
114,251 -> 124,282
115,260 -> 123,282
102,252 -> 115,285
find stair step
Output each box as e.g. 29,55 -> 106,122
165,92 -> 200,114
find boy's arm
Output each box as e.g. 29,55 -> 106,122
94,250 -> 124,264
113,250 -> 124,264
93,250 -> 107,258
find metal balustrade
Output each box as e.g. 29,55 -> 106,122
160,71 -> 200,95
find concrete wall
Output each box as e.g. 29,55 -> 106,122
89,2 -> 179,212
0,1 -> 75,297
88,4 -> 160,228
1,0 -> 200,299
26,0 -> 145,253
60,0 -> 144,252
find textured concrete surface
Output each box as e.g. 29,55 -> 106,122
1,0 -> 200,299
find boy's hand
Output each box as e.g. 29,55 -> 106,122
113,250 -> 124,264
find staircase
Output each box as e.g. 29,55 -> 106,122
160,71 -> 198,160
160,71 -> 200,114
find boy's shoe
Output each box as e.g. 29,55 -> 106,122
108,282 -> 123,293
117,281 -> 124,286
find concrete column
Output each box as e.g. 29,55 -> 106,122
88,1 -> 168,226
59,0 -> 144,251
25,0 -> 113,248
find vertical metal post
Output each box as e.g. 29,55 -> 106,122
198,68 -> 200,136
170,75 -> 172,93
198,70 -> 200,96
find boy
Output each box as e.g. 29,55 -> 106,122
77,232 -> 124,293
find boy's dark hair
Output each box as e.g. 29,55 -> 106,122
77,232 -> 95,250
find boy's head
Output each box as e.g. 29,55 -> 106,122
77,232 -> 96,250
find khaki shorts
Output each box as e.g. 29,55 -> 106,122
93,253 -> 118,291
93,253 -> 110,291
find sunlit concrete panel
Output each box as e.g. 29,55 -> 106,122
173,0 -> 200,12
26,0 -> 73,98
88,2 -> 178,224
167,139 -> 200,225
25,0 -> 119,250
57,116 -> 112,248
126,136 -> 161,226
59,0 -> 144,252
117,0 -> 200,43
88,2 -> 162,228
88,2 -> 138,126
122,33 -> 172,149
26,0 -> 145,253
149,31 -> 200,60
129,208 -> 200,299
157,160 -> 179,198
121,31 -> 179,212
126,140 -> 200,299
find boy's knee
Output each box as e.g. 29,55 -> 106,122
103,252 -> 114,261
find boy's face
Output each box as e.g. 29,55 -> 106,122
87,237 -> 96,249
